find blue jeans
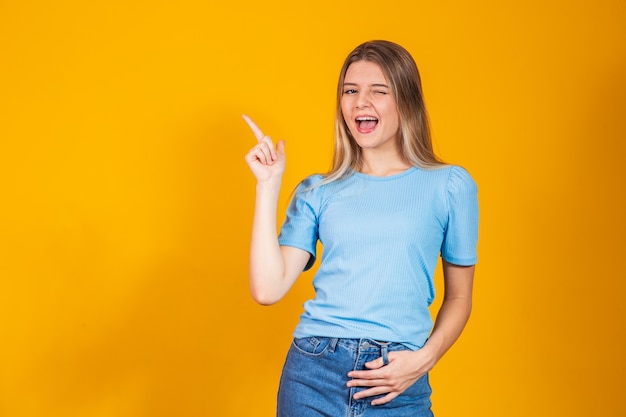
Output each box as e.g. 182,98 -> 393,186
277,337 -> 433,417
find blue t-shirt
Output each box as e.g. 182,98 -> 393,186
278,165 -> 478,350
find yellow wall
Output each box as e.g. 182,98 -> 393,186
1,1 -> 624,416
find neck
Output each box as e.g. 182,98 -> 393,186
359,150 -> 411,177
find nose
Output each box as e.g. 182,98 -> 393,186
356,92 -> 370,109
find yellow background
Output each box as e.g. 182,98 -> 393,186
1,0 -> 625,416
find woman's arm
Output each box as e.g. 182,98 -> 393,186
249,179 -> 310,305
244,116 -> 310,305
421,259 -> 474,363
346,260 -> 475,405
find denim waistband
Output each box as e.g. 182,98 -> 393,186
309,337 -> 409,354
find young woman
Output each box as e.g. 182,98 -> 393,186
244,40 -> 478,417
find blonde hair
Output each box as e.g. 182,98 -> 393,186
321,40 -> 443,185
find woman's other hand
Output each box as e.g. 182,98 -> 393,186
243,115 -> 286,183
346,347 -> 436,406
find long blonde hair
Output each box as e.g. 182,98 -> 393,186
321,40 -> 443,185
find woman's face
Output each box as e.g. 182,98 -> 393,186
341,60 -> 400,153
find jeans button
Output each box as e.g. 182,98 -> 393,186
361,341 -> 370,350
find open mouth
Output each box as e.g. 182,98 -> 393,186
356,116 -> 378,133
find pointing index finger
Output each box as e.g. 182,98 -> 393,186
242,114 -> 265,142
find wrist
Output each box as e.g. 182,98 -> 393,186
420,337 -> 444,366
256,177 -> 282,191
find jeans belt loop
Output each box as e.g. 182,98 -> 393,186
381,344 -> 389,366
328,338 -> 339,353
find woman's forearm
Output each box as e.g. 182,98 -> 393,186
422,295 -> 472,363
249,179 -> 287,305
422,263 -> 475,363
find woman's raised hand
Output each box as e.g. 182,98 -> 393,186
243,115 -> 286,183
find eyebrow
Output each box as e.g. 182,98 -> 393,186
343,82 -> 389,88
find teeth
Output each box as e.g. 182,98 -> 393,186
356,117 -> 378,121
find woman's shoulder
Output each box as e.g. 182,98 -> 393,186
438,164 -> 477,195
298,173 -> 325,189
291,174 -> 327,202
293,172 -> 359,208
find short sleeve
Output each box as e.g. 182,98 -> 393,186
278,175 -> 323,271
441,166 -> 479,265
